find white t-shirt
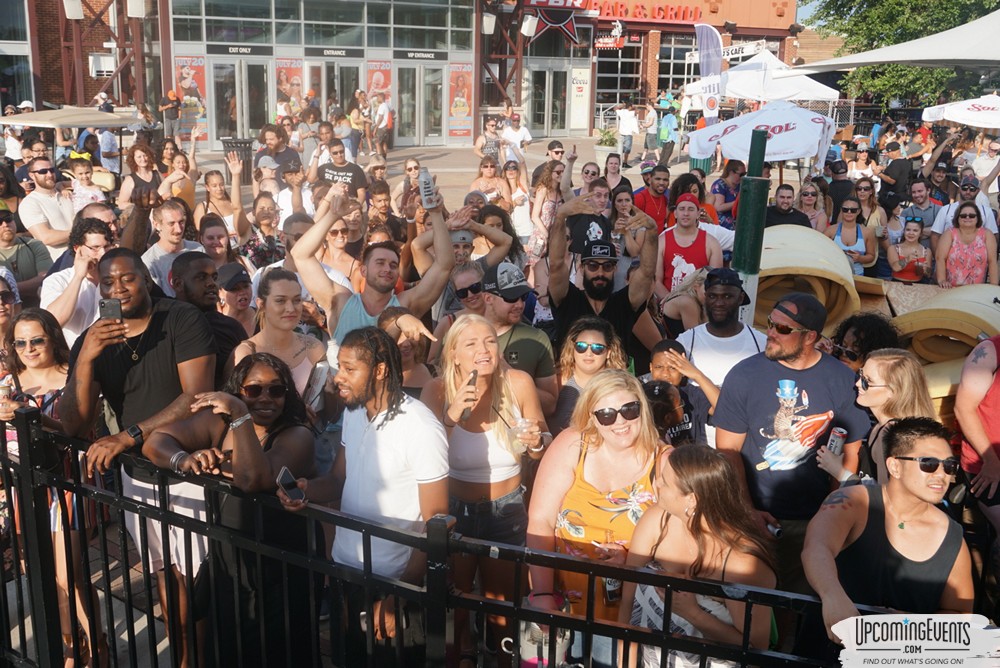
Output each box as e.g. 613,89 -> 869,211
501,125 -> 532,163
275,184 -> 315,230
39,267 -> 100,348
972,153 -> 1000,194
616,108 -> 639,136
374,101 -> 390,130
930,201 -> 998,236
19,190 -> 75,262
99,130 -> 120,173
141,240 -> 204,297
250,260 -> 352,302
333,397 -> 449,578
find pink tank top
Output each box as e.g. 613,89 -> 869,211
945,227 -> 988,286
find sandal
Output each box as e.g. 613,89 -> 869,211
62,627 -> 91,668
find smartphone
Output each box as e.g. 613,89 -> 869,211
276,466 -> 305,501
459,370 -> 478,422
99,298 -> 122,321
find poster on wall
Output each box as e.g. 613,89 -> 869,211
276,58 -> 304,117
174,56 -> 207,143
570,67 -> 590,130
448,63 -> 473,139
366,61 -> 392,103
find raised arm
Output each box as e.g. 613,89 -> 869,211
289,188 -> 354,317
625,207 -> 658,310
469,219 -> 512,267
548,193 -> 600,306
225,151 -> 251,242
398,200 -> 461,317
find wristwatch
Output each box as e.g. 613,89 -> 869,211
126,424 -> 144,446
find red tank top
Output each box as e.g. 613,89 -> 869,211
661,228 -> 709,291
960,334 -> 1000,474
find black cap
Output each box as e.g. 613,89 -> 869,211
582,239 -> 618,261
704,267 -> 750,305
830,160 -> 848,175
280,159 -> 303,173
885,141 -> 901,152
218,263 -> 252,291
483,261 -> 532,300
773,292 -> 827,333
547,140 -> 564,151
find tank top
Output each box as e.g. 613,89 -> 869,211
173,177 -> 196,210
448,403 -> 523,483
130,169 -> 162,196
833,223 -> 866,275
836,485 -> 962,613
960,334 -> 1000,474
332,291 -> 401,344
891,245 -> 927,283
945,227 -> 988,286
481,135 -> 501,162
289,355 -> 314,397
662,228 -> 709,291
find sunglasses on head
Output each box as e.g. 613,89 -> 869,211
584,260 -> 616,272
903,215 -> 923,223
593,400 -> 642,426
893,455 -> 960,475
13,336 -> 46,351
0,292 -> 15,306
856,370 -> 888,391
574,341 -> 607,355
767,317 -> 809,336
832,344 -> 860,363
240,383 -> 288,399
455,282 -> 483,299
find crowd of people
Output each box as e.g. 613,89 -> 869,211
0,98 -> 990,668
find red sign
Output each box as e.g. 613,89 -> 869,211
590,1 -> 703,22
524,0 -> 588,6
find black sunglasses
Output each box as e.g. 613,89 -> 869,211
584,260 -> 616,272
30,168 -> 56,176
13,336 -> 46,351
0,292 -> 15,306
240,383 -> 288,399
455,282 -> 483,300
832,344 -> 860,363
893,456 -> 960,476
961,185 -> 979,192
574,341 -> 607,355
593,400 -> 642,426
856,370 -> 888,391
767,317 -> 808,336
840,206 -> 860,213
501,293 -> 528,304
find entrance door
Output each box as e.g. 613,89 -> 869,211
529,69 -> 569,136
210,60 -> 269,149
396,65 -> 445,147
311,62 -> 360,111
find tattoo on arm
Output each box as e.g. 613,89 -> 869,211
970,345 -> 988,364
821,490 -> 851,510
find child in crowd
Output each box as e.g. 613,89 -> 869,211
642,338 -> 718,446
68,158 -> 106,213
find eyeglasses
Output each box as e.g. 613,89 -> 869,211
328,228 -> 349,237
893,456 -> 960,476
592,400 -> 642,426
832,344 -> 860,363
455,282 -> 483,299
583,260 -> 616,272
330,149 -> 345,155
857,370 -> 888,391
959,212 -> 979,219
574,341 -> 607,355
30,168 -> 55,176
12,336 -> 46,351
0,292 -> 15,305
801,191 -> 817,197
903,216 -> 923,223
734,171 -> 746,177
583,169 -> 599,176
766,317 -> 809,336
482,164 -> 497,169
840,206 -> 860,213
240,383 -> 288,399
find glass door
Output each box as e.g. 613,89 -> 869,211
210,60 -> 270,149
529,68 -> 569,137
396,65 -> 445,147
397,66 -> 418,146
549,71 -> 568,134
318,63 -> 360,113
423,66 -> 444,145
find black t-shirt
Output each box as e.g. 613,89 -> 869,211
373,212 -> 407,245
881,158 -> 911,198
829,179 -> 855,223
69,299 -> 216,479
665,384 -> 710,447
318,162 -> 367,198
160,96 -> 180,121
344,237 -> 364,260
552,283 -> 642,357
764,206 -> 812,229
566,213 -> 612,255
204,309 -> 249,389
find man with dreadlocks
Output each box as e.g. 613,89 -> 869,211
280,326 -> 448,663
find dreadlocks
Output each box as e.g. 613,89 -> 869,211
340,326 -> 405,428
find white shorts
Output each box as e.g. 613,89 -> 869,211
121,471 -> 209,578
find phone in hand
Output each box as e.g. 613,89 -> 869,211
276,466 -> 305,501
99,298 -> 123,321
459,370 -> 478,422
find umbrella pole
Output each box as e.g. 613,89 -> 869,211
779,162 -> 784,186
733,128 -> 769,326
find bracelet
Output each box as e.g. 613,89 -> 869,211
168,450 -> 188,473
527,432 -> 552,453
528,591 -> 554,600
230,413 -> 253,430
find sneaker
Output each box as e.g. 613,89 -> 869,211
358,150 -> 366,157
622,163 -> 632,170
318,586 -> 331,622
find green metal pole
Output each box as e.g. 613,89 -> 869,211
732,128 -> 769,325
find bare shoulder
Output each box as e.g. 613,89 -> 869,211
816,485 -> 868,514
507,368 -> 536,392
722,546 -> 778,589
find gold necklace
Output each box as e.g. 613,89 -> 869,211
121,318 -> 150,362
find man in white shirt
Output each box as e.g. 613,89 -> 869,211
973,141 -> 1000,209
98,127 -> 121,175
372,94 -> 392,159
614,101 -> 640,169
141,199 -> 203,296
930,175 -> 999,254
501,114 -> 532,164
19,157 -> 74,262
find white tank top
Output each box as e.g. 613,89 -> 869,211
448,406 -> 522,483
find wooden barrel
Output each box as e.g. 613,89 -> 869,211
891,284 -> 1000,363
756,226 -> 861,336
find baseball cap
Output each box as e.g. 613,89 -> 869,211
307,89 -> 316,97
218,263 -> 252,291
17,100 -> 33,109
885,141 -> 901,152
511,113 -> 521,121
167,90 -> 177,100
450,230 -> 475,245
704,268 -> 750,305
279,159 -> 303,173
582,239 -> 618,261
773,292 -> 827,334
639,160 -> 657,175
96,92 -> 109,101
961,175 -> 980,188
829,160 -> 848,175
483,261 -> 532,300
933,161 -> 948,171
547,140 -> 564,152
257,155 -> 280,170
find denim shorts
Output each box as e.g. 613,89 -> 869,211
449,485 -> 527,546
621,135 -> 633,153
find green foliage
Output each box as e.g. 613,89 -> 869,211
805,0 -> 1000,105
597,127 -> 618,147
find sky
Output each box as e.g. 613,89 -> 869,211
797,1 -> 817,23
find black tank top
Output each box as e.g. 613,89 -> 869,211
836,485 -> 962,613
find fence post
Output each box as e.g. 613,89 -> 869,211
424,514 -> 454,667
12,406 -> 63,666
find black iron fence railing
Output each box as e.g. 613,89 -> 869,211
0,406 -> 879,667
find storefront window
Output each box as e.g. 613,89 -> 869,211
0,0 -> 26,37
205,19 -> 271,43
394,27 -> 448,50
302,0 -> 363,24
0,55 -> 31,109
596,43 -> 641,105
451,30 -> 471,51
274,0 -> 299,21
171,0 -> 201,16
204,0 -> 269,19
395,5 -> 449,27
173,17 -> 203,41
305,24 -> 363,47
275,22 -> 301,44
657,33 -> 696,96
368,4 -> 390,24
368,26 -> 390,48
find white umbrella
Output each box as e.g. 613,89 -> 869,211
686,51 -> 839,102
686,101 -> 836,166
0,106 -> 134,129
922,94 -> 1000,130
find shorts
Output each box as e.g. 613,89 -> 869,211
375,127 -> 390,144
645,133 -> 659,150
448,485 -> 527,546
621,135 -> 633,153
163,117 -> 179,138
772,518 -> 813,595
121,471 -> 209,578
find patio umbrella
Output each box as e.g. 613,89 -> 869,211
686,101 -> 836,165
0,106 -> 134,129
921,94 -> 1000,130
685,51 -> 839,102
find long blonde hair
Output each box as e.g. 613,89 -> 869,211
441,314 -> 519,455
569,369 -> 660,460
865,348 -> 935,420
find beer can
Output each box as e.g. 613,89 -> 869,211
826,427 -> 847,456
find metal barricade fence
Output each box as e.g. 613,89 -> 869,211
0,406 -> 877,668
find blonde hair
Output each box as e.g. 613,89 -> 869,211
668,266 -> 709,301
866,348 -> 935,420
569,369 -> 660,459
441,314 -> 519,455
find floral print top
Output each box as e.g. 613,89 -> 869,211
945,227 -> 988,287
555,443 -> 657,620
710,178 -> 740,230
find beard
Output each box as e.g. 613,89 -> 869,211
764,336 -> 804,362
583,273 -> 614,301
342,383 -> 376,411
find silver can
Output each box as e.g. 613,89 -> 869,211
826,427 -> 847,456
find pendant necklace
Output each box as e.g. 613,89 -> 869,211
884,490 -> 921,530
122,319 -> 150,362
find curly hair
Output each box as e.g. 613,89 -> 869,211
69,218 -> 113,252
222,353 -> 308,432
125,143 -> 157,173
832,312 -> 900,362
557,316 -> 628,382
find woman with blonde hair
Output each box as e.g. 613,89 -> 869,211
527,369 -> 662,668
423,313 -> 548,667
549,316 -> 628,435
795,181 -> 829,232
659,266 -> 708,338
818,347 -> 935,484
429,262 -> 486,364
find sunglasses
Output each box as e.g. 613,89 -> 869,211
482,164 -> 497,169
584,260 -> 616,272
593,400 -> 642,426
583,169 -> 599,176
405,166 -> 420,172
13,336 -> 46,351
734,171 -> 746,177
30,168 -> 56,176
903,216 -> 923,223
961,185 -> 979,192
501,293 -> 528,304
574,341 -> 607,355
329,228 -> 348,237
893,456 -> 960,476
856,185 -> 872,192
832,344 -> 860,363
240,383 -> 288,399
801,191 -> 817,197
0,292 -> 15,306
455,282 -> 483,300
551,150 -> 564,156
767,317 -> 809,336
840,206 -> 860,213
0,217 -> 14,226
504,165 -> 518,171
856,370 -> 888,391
959,213 -> 978,219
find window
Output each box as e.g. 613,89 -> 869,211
304,24 -> 363,47
0,55 -> 31,109
205,19 -> 271,43
302,0 -> 363,24
274,0 -> 299,20
173,17 -> 203,41
204,0 -> 269,19
0,0 -> 27,40
171,0 -> 201,16
394,27 -> 448,50
595,43 -> 642,105
657,33 -> 696,96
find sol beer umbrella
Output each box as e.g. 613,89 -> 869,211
922,94 -> 1000,130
